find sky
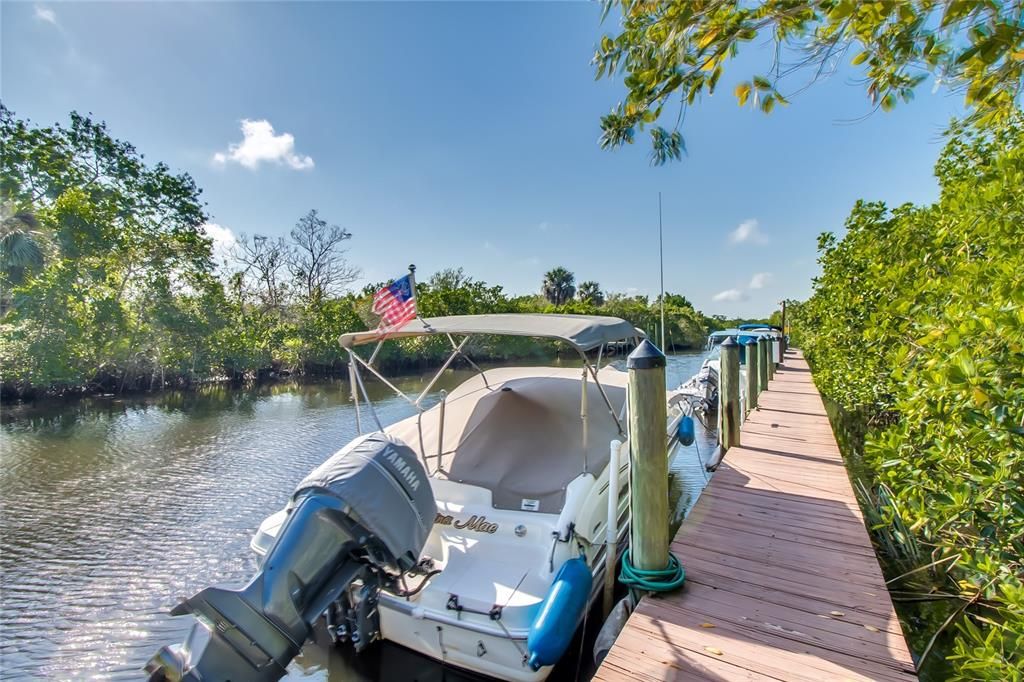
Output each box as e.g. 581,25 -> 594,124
2,1 -> 966,317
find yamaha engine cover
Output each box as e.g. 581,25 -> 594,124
146,433 -> 435,682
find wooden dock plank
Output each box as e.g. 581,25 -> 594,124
593,351 -> 917,682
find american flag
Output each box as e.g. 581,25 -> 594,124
372,274 -> 417,334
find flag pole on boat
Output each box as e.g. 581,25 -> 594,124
408,263 -> 421,319
659,192 -> 666,352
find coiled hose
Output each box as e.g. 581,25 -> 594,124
618,548 -> 686,592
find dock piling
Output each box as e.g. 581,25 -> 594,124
719,336 -> 741,451
626,340 -> 669,572
744,336 -> 759,412
780,300 -> 787,356
757,336 -> 769,394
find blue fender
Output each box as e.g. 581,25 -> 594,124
526,557 -> 592,671
677,415 -> 695,446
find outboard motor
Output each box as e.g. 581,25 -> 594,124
146,433 -> 436,682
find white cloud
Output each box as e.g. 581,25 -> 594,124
201,222 -> 237,262
749,272 -> 772,289
729,218 -> 768,245
30,5 -> 102,84
34,5 -> 57,24
212,119 -> 314,171
712,288 -> 747,302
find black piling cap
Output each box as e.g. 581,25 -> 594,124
743,336 -> 758,346
627,338 -> 666,369
721,335 -> 739,348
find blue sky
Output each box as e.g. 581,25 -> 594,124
2,2 -> 965,317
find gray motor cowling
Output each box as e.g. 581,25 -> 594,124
146,433 -> 436,682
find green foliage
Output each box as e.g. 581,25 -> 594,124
577,280 -> 605,306
0,202 -> 50,287
594,0 -> 1024,163
0,106 -> 741,400
541,266 -> 576,305
797,114 -> 1024,678
1,104 -> 224,394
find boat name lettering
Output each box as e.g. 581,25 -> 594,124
434,513 -> 498,534
384,448 -> 421,492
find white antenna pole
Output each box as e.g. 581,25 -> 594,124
659,192 -> 666,352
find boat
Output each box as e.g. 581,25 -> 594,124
693,326 -> 783,423
146,314 -> 694,682
707,326 -> 783,365
736,324 -> 784,363
670,357 -> 718,423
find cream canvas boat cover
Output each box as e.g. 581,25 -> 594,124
386,366 -> 628,514
339,314 -> 640,352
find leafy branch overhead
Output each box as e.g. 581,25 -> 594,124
594,0 -> 1024,164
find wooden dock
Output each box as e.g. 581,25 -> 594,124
594,350 -> 918,682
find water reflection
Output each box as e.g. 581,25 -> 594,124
0,353 -> 715,680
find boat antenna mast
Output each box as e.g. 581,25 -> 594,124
658,192 -> 666,352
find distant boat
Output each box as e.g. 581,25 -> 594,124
707,327 -> 783,365
670,358 -> 718,423
147,314 -> 693,682
685,327 -> 784,423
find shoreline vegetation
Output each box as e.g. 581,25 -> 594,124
790,117 -> 1023,680
0,105 -> 759,404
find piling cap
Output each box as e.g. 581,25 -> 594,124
744,336 -> 758,346
627,339 -> 666,369
721,336 -> 739,348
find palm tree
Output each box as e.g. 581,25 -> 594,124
577,281 -> 604,306
1,202 -> 47,285
542,266 -> 576,305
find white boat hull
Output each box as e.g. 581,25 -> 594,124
249,366 -> 687,681
379,596 -> 542,681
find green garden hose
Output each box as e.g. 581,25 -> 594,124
618,548 -> 686,591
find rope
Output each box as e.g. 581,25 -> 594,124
572,591 -> 590,682
494,613 -> 528,664
694,437 -> 709,483
618,548 -> 686,592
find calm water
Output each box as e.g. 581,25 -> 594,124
0,353 -> 715,681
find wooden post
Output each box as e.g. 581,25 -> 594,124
758,336 -> 770,394
767,340 -> 776,381
719,336 -> 741,451
627,339 -> 669,572
744,337 -> 759,411
780,300 -> 787,356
